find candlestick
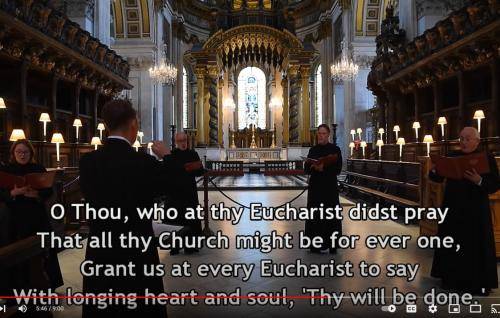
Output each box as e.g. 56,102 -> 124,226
437,117 -> 447,141
473,110 -> 485,135
412,122 -> 420,142
393,125 -> 400,141
350,129 -> 355,141
376,139 -> 384,160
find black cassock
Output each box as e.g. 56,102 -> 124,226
429,150 -> 499,293
164,148 -> 204,232
0,162 -> 63,295
304,143 -> 343,251
79,138 -> 170,317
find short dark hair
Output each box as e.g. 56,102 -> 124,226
317,124 -> 330,133
10,139 -> 36,164
101,99 -> 137,132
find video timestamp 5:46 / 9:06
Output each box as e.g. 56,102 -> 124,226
36,305 -> 65,312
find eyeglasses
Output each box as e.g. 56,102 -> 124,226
15,150 -> 30,155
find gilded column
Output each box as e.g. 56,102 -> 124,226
288,65 -> 301,145
207,65 -> 219,146
195,66 -> 206,146
218,75 -> 224,147
300,65 -> 311,145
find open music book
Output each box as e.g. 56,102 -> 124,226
301,154 -> 339,167
0,171 -> 56,189
430,152 -> 490,180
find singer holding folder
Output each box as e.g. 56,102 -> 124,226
79,100 -> 171,317
0,139 -> 63,297
429,127 -> 499,295
304,124 -> 343,254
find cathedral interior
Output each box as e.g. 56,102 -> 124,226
0,0 -> 499,317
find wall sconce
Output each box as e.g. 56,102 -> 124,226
73,118 -> 82,143
412,121 -> 420,142
91,137 -> 101,150
423,135 -> 434,157
0,97 -> 6,109
356,128 -> 362,140
360,141 -> 367,159
473,110 -> 485,135
350,129 -> 356,141
393,125 -> 400,141
133,140 -> 140,152
39,113 -> 51,142
396,137 -> 405,161
437,117 -> 447,141
97,123 -> 105,140
349,142 -> 355,157
9,129 -> 26,142
137,131 -> 144,144
51,133 -> 65,168
223,98 -> 236,111
147,142 -> 153,155
376,139 -> 384,160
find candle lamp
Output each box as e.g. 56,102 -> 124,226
376,139 -> 384,160
90,137 -> 101,150
133,140 -> 140,152
73,118 -> 82,143
437,117 -> 447,141
9,129 -> 26,142
137,131 -> 144,144
412,121 -> 420,142
396,137 -> 405,161
350,129 -> 356,141
423,135 -> 434,157
39,113 -> 51,142
349,142 -> 355,157
356,128 -> 362,140
51,133 -> 65,168
360,141 -> 367,159
393,125 -> 400,141
473,110 -> 485,135
0,97 -> 6,109
147,142 -> 153,155
97,123 -> 105,140
378,128 -> 385,140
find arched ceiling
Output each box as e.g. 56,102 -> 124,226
112,0 -> 151,38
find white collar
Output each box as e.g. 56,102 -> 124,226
107,135 -> 132,146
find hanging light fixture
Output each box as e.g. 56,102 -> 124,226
330,41 -> 359,82
149,44 -> 177,85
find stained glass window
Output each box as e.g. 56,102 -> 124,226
238,67 -> 266,129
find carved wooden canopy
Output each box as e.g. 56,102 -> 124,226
0,0 -> 132,95
368,0 -> 500,96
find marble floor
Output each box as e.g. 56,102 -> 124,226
52,190 -> 500,318
198,175 -> 308,190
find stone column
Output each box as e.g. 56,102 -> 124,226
288,65 -> 301,145
207,65 -> 219,147
195,66 -> 206,146
300,65 -> 311,145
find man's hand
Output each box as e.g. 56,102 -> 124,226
152,141 -> 171,157
464,168 -> 482,185
312,163 -> 324,172
24,187 -> 39,199
10,185 -> 28,197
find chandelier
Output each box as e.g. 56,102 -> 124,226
330,41 -> 359,82
149,45 -> 177,85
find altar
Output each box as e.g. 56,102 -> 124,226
226,148 -> 282,162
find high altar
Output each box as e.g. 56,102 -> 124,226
184,24 -> 319,161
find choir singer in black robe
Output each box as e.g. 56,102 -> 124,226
304,124 -> 343,254
163,132 -> 204,255
429,127 -> 499,295
79,100 -> 171,317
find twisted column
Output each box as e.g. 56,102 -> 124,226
207,66 -> 219,146
288,65 -> 301,144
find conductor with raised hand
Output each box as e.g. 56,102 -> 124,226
79,99 -> 171,317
